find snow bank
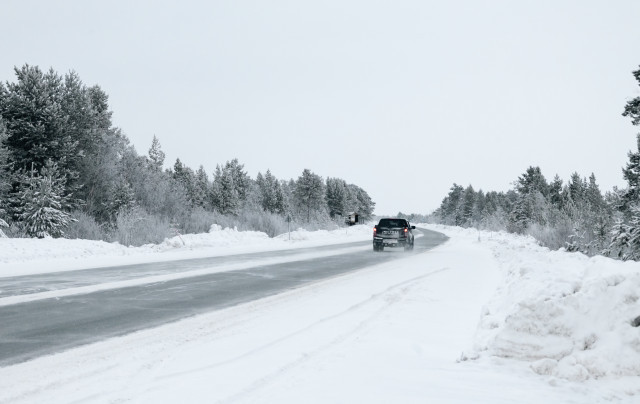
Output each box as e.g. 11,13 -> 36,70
155,224 -> 270,250
274,225 -> 371,242
422,224 -> 640,383
0,224 -> 372,278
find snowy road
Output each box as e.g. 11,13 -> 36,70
2,225 -> 636,403
0,228 -> 448,367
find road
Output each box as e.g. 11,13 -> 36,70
0,228 -> 448,367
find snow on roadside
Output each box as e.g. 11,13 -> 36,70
0,224 -> 372,278
1,224 -> 590,404
3,224 -> 639,401
422,224 -> 640,394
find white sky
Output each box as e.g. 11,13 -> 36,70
2,0 -> 640,214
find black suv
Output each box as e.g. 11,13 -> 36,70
373,218 -> 415,252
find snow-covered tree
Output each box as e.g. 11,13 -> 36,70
326,177 -> 347,218
147,135 -> 165,171
548,174 -> 564,209
294,169 -> 325,222
608,206 -> 640,260
193,165 -> 210,209
620,134 -> 640,214
1,66 -> 82,187
256,170 -> 285,214
622,66 -> 640,126
0,116 -> 10,231
460,185 -> 475,226
104,176 -> 136,221
516,166 -> 548,197
13,160 -> 75,238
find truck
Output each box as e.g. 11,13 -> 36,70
373,218 -> 415,252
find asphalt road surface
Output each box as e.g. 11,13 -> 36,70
0,228 -> 448,367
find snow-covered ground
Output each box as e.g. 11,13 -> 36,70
0,224 -> 373,278
1,224 -> 639,403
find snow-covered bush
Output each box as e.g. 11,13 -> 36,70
112,206 -> 172,246
65,210 -> 107,240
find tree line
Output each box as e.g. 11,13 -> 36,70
0,65 -> 375,243
433,65 -> 640,261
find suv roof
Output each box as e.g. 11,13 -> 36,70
378,218 -> 408,227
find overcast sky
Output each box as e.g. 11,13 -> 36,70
2,0 -> 640,215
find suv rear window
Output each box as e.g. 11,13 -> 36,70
378,219 -> 407,227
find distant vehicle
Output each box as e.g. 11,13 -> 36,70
345,212 -> 359,226
373,218 -> 415,252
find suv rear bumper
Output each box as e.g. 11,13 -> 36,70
373,236 -> 410,247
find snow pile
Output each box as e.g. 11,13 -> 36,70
423,224 -> 640,382
274,225 -> 372,243
155,224 -> 270,251
0,237 -> 133,265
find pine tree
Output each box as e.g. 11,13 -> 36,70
172,158 -> 197,206
350,184 -> 375,221
438,184 -> 464,225
256,170 -> 277,213
567,172 -> 587,206
0,122 -> 8,235
473,189 -> 486,225
147,135 -> 166,171
273,180 -> 287,214
104,176 -> 136,221
516,166 -> 548,197
294,169 -> 325,222
13,160 -> 75,238
621,134 -> 640,213
326,177 -> 347,218
218,169 -> 239,215
1,66 -> 82,188
0,117 -> 10,228
608,206 -> 640,261
460,185 -> 476,226
225,159 -> 250,202
193,165 -> 210,209
507,194 -> 530,234
622,66 -> 640,126
549,175 -> 564,209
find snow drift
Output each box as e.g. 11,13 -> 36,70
424,224 -> 640,382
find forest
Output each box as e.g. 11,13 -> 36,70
433,66 -> 640,261
0,65 -> 375,245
